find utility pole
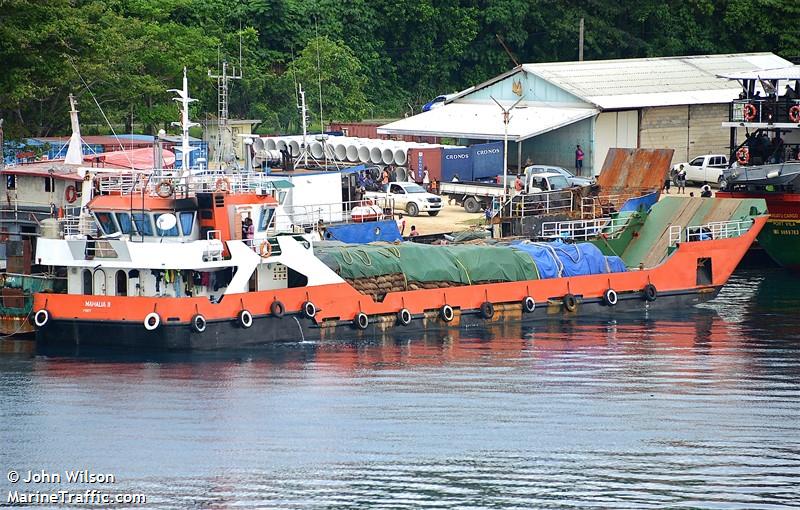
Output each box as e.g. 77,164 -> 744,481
491,95 -> 525,207
579,18 -> 584,61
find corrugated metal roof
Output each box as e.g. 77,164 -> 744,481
523,53 -> 793,108
717,65 -> 800,81
378,103 -> 597,142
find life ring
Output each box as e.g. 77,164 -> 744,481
191,314 -> 207,333
397,308 -> 412,326
156,180 -> 174,198
144,312 -> 161,331
479,301 -> 494,319
259,241 -> 272,258
603,288 -> 618,306
736,147 -> 750,165
215,177 -> 231,193
354,312 -> 369,330
270,300 -> 285,318
563,293 -> 577,312
238,310 -> 253,328
440,304 -> 454,322
743,103 -> 757,122
302,301 -> 317,319
64,185 -> 78,204
33,309 -> 50,328
643,284 -> 658,302
789,105 -> 800,123
522,296 -> 536,313
360,199 -> 375,206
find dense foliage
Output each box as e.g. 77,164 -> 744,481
1,0 -> 798,138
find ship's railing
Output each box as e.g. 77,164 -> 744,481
730,98 -> 800,124
269,197 -> 394,233
500,190 -> 573,218
540,215 -> 632,241
669,219 -> 754,246
581,193 -> 638,219
60,214 -> 98,237
96,170 -> 289,197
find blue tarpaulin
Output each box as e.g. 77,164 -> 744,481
511,240 -> 627,278
323,220 -> 402,243
619,191 -> 659,213
471,142 -> 504,179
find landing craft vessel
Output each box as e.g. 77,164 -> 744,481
30,166 -> 766,349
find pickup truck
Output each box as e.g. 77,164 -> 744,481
670,154 -> 729,187
364,182 -> 442,216
439,172 -> 571,213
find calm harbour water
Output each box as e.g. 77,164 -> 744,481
1,268 -> 800,509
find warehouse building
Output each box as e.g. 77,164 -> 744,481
379,52 -> 793,176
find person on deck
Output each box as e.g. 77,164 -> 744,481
700,185 -> 712,198
514,175 -> 524,195
396,213 -> 406,236
409,225 -> 419,237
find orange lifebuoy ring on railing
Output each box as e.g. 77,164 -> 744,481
360,199 -> 374,207
64,185 -> 78,203
156,180 -> 174,198
789,105 -> 800,123
736,147 -> 750,165
743,103 -> 758,122
215,177 -> 231,193
259,240 -> 272,258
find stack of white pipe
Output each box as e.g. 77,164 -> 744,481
252,135 -> 452,167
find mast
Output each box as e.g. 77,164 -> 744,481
64,94 -> 84,166
168,68 -> 198,190
299,84 -> 308,168
208,59 -> 242,169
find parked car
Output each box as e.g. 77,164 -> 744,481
364,182 -> 443,216
670,155 -> 729,187
525,165 -> 594,187
422,93 -> 457,112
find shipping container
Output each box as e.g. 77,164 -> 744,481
406,147 -> 442,182
441,147 -> 473,182
471,141 -> 504,179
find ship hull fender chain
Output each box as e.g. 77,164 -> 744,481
441,305 -> 455,322
563,293 -> 577,312
603,288 -> 618,306
144,312 -> 161,331
522,296 -> 536,313
397,308 -> 412,326
271,301 -> 285,318
302,301 -> 317,319
238,310 -> 253,328
354,312 -> 369,330
643,284 -> 658,302
33,309 -> 50,328
191,314 -> 207,333
479,301 -> 494,319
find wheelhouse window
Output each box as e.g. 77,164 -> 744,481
258,207 -> 275,232
95,212 -> 119,235
131,212 -> 153,236
6,175 -> 16,190
179,212 -> 195,236
154,213 -> 179,237
115,213 -> 134,234
44,177 -> 54,192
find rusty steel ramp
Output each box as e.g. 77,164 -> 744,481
596,148 -> 674,193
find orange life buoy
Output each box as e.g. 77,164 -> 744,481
64,184 -> 78,203
259,240 -> 272,258
789,105 -> 800,123
156,180 -> 174,198
736,147 -> 750,165
215,177 -> 231,193
743,103 -> 758,122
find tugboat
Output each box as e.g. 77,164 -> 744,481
717,67 -> 800,268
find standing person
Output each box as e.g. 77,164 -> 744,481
396,213 -> 406,236
676,164 -> 687,194
422,167 -> 430,189
407,169 -> 416,183
381,167 -> 390,186
575,145 -> 584,176
664,175 -> 671,194
514,174 -> 524,195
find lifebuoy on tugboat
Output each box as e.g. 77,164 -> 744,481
64,185 -> 78,204
144,312 -> 161,331
259,241 -> 272,258
33,309 -> 50,328
736,147 -> 750,165
156,180 -> 174,198
743,103 -> 758,122
215,177 -> 231,193
789,105 -> 800,123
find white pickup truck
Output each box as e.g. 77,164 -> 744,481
671,154 -> 729,187
364,182 -> 443,216
439,172 -> 572,213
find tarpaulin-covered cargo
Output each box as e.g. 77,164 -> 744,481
511,240 -> 628,278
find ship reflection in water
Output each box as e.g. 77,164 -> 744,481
1,269 -> 799,508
